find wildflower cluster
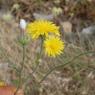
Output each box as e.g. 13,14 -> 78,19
24,19 -> 64,57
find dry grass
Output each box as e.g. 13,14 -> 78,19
0,0 -> 95,95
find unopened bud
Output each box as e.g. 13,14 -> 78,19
20,19 -> 27,30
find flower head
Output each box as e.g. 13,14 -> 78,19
44,36 -> 64,57
26,20 -> 60,39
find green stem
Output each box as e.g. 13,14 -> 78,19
14,44 -> 25,95
24,37 -> 43,89
39,50 -> 95,84
30,37 -> 43,76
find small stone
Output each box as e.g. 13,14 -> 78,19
61,21 -> 72,33
33,13 -> 53,20
80,26 -> 95,41
81,26 -> 95,35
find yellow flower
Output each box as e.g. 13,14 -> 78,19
44,36 -> 64,57
26,20 -> 60,39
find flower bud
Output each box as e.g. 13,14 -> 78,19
20,19 -> 27,30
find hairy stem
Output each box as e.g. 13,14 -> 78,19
14,43 -> 26,95
24,37 -> 43,90
14,30 -> 25,95
39,50 -> 95,83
